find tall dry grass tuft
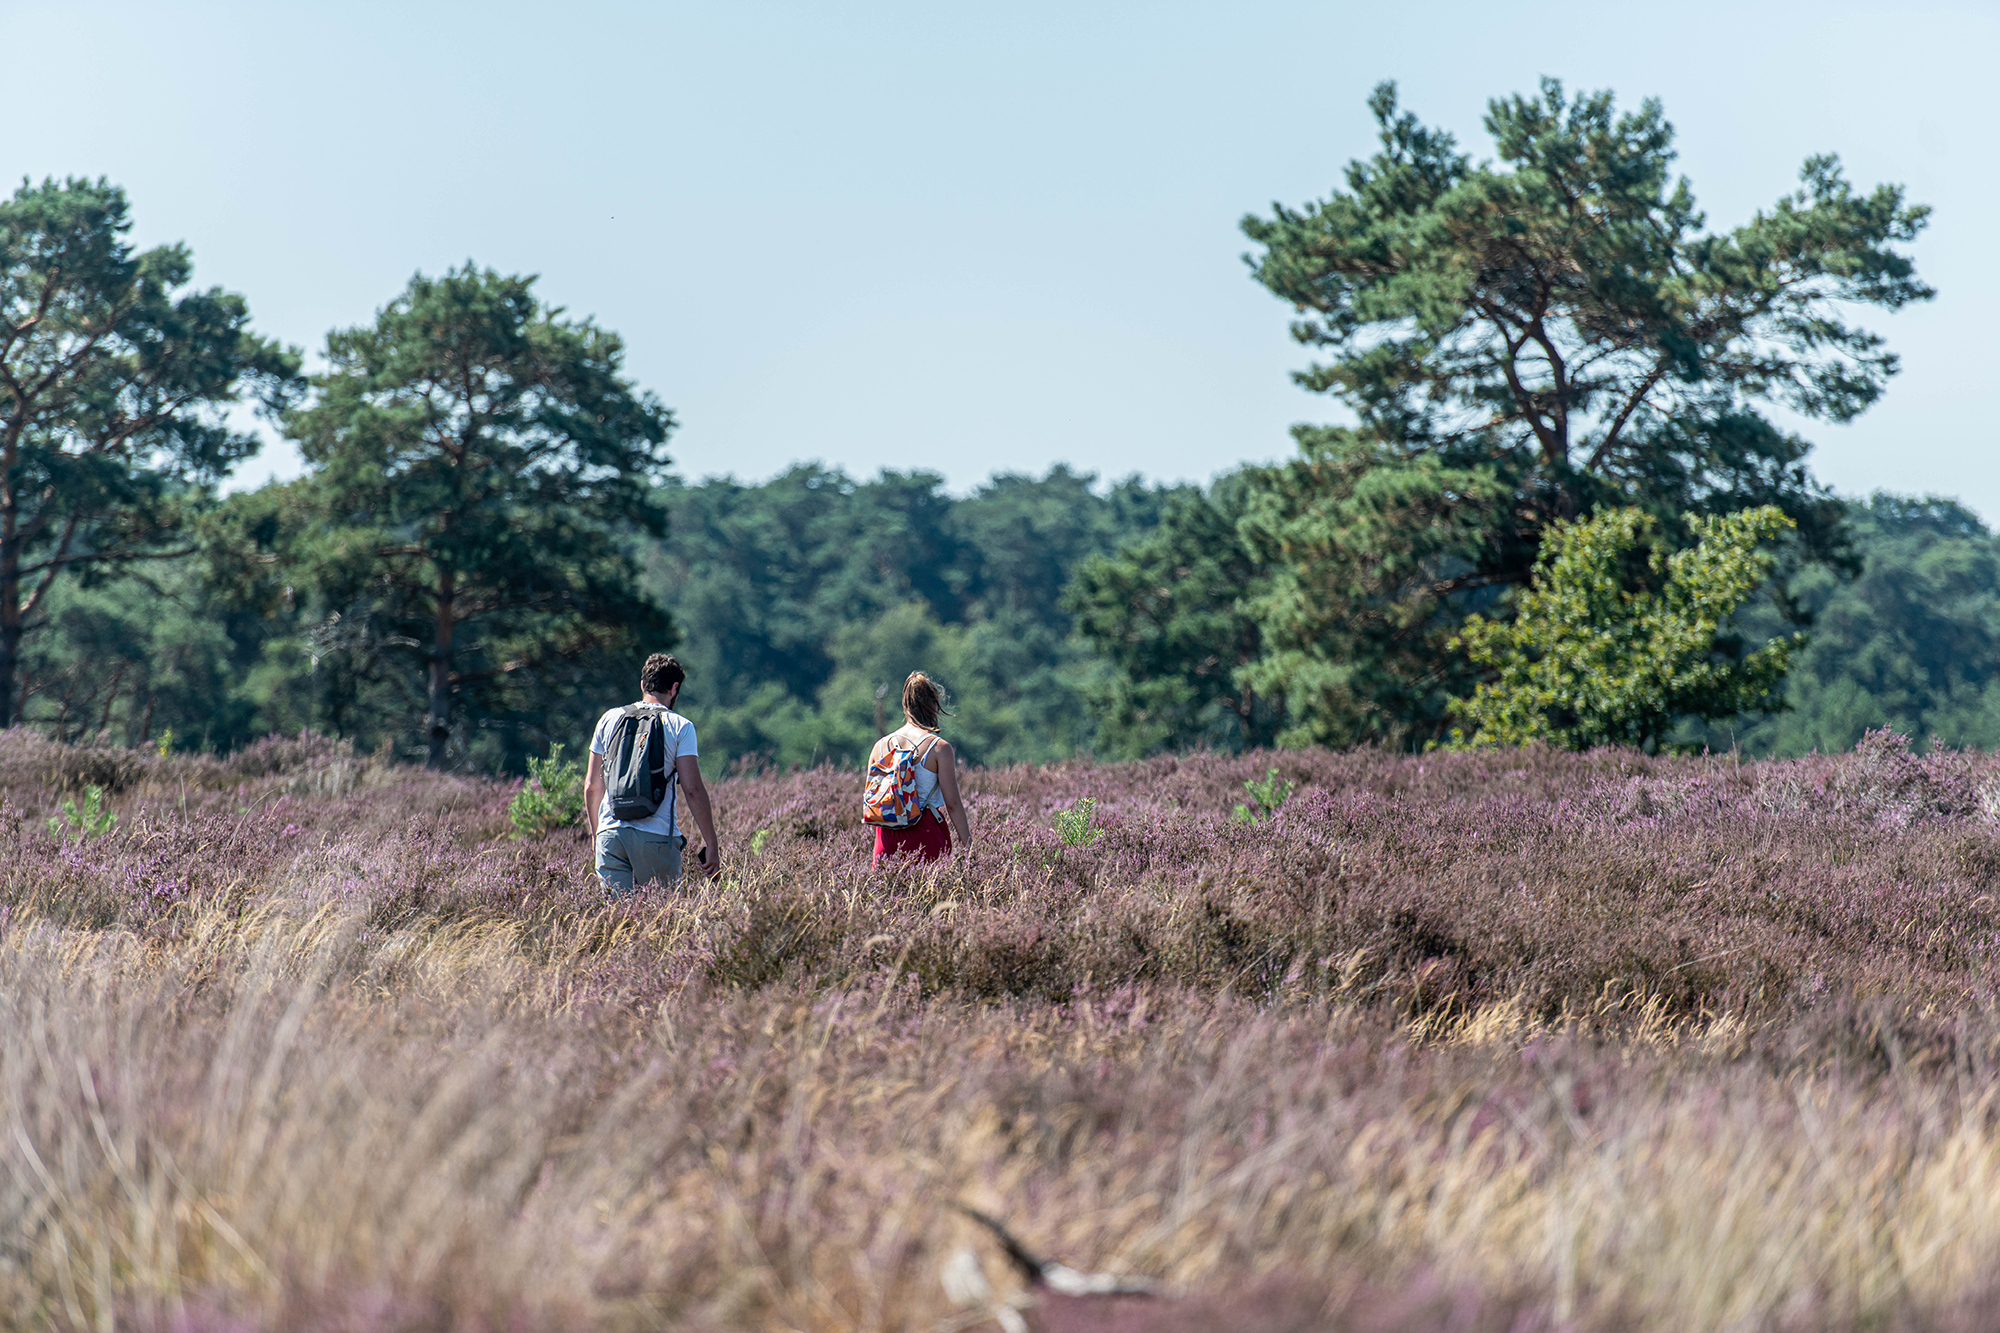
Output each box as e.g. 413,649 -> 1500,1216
3,904 -> 2000,1330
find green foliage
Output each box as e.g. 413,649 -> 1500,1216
1235,432 -> 1511,748
1231,767 -> 1296,824
0,137 -> 1959,777
1450,506 -> 1800,751
257,265 -> 675,771
16,557 -> 259,750
1231,79 -> 1928,745
1066,473 -> 1277,756
648,464 -> 1174,771
1703,495 -> 2000,755
0,177 -> 298,726
48,785 -> 117,842
1052,797 -> 1102,847
507,742 -> 585,839
11,459 -> 1177,775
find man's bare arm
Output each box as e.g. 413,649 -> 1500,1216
678,754 -> 721,878
582,750 -> 605,835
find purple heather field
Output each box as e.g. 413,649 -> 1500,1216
6,727 -> 2000,1332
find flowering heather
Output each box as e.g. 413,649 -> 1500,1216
4,728 -> 2000,1331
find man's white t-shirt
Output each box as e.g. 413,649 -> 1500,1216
590,704 -> 698,837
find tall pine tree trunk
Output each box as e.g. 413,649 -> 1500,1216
428,566 -> 454,768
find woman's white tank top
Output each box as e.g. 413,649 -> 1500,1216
910,735 -> 945,811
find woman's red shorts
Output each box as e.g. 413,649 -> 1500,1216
874,808 -> 952,865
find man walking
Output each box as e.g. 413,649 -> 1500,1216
582,653 -> 722,892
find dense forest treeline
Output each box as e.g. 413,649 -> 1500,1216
22,458 -> 1193,770
644,465 -> 1180,771
3,78 -> 1959,770
27,465 -> 2000,769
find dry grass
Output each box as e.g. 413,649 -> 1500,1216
8,904 -> 2000,1331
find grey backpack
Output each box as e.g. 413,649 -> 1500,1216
606,704 -> 677,823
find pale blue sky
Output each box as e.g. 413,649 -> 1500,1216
4,1 -> 1992,512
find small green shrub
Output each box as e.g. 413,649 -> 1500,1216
1233,767 -> 1296,824
508,743 -> 586,839
49,785 -> 118,842
1053,797 -> 1103,847
1448,505 -> 1800,751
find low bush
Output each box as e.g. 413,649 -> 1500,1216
1232,764 -> 1295,822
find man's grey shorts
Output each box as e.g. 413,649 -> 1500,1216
595,826 -> 684,894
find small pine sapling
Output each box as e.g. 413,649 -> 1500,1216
1053,797 -> 1104,847
49,786 -> 118,842
1233,767 -> 1296,823
508,743 -> 587,839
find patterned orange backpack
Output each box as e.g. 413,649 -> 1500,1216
862,734 -> 938,828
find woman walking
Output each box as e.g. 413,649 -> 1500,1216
863,672 -> 970,864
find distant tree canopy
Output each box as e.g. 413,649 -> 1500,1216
1064,472 -> 1276,756
648,464 -> 1180,771
1082,78 -> 1931,751
1705,495 -> 2000,756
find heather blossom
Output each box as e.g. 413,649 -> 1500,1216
1,727 -> 1998,1330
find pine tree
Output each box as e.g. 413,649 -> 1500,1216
280,265 -> 675,768
0,178 -> 296,725
1232,79 -> 1929,746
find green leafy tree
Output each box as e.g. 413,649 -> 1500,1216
1708,495 -> 2000,755
1449,505 -> 1799,751
1236,79 -> 1929,745
280,265 -> 676,768
1235,434 -> 1511,746
1066,473 -> 1276,755
0,177 -> 296,726
647,464 -> 1171,771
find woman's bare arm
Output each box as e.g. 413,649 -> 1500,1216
934,740 -> 971,847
